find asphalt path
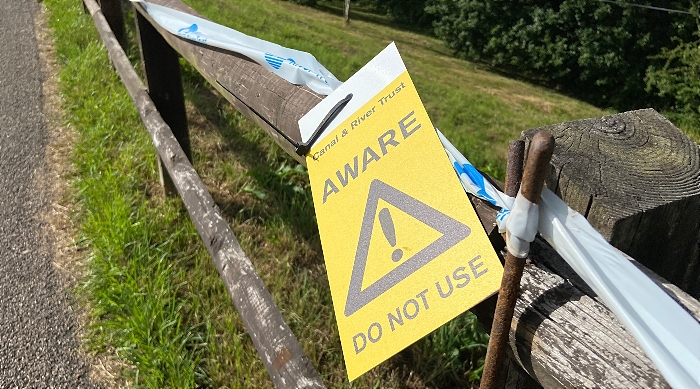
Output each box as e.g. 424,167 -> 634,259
0,1 -> 95,387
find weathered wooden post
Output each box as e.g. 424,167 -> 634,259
86,1 -> 327,385
116,2 -> 700,386
344,0 -> 350,25
99,0 -> 126,48
134,10 -> 192,196
523,109 -> 700,297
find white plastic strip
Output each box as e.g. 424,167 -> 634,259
130,0 -> 342,95
537,188 -> 700,389
125,8 -> 700,384
505,192 -> 539,258
440,134 -> 700,389
438,131 -> 513,210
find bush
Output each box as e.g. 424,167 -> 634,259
426,0 -> 697,109
646,32 -> 700,115
646,29 -> 700,139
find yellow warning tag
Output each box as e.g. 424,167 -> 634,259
303,44 -> 502,381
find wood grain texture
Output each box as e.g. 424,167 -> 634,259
132,0 -> 325,166
511,236 -> 698,388
89,0 -> 700,386
85,1 -> 325,387
522,109 -> 700,297
468,162 -> 698,388
469,197 -> 700,388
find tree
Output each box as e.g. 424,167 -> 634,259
426,0 -> 698,109
345,0 -> 350,26
645,15 -> 700,138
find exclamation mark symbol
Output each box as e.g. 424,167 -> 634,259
379,208 -> 403,262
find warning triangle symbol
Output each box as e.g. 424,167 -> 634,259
344,179 -> 471,317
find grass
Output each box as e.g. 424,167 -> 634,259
183,0 -> 610,178
43,0 -> 612,387
46,1 -> 211,386
660,111 -> 700,143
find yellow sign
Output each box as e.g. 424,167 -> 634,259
306,70 -> 503,381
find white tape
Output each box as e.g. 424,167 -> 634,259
505,192 -> 539,258
130,1 -> 342,95
439,131 -> 514,209
119,9 -> 700,384
440,133 -> 700,389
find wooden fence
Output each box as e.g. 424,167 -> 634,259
85,0 -> 700,387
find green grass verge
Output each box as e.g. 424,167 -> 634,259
45,0 -> 614,387
184,0 -> 610,178
46,0 -> 211,387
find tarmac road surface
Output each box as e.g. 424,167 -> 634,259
0,0 -> 96,387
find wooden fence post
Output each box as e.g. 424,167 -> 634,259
522,109 -> 700,297
99,2 -> 700,385
87,2 -> 327,385
99,0 -> 126,48
134,10 -> 192,196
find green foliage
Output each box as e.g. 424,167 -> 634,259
46,0 -> 611,386
426,0 -> 698,109
46,0 -> 211,387
406,312 -> 489,384
646,30 -> 700,140
647,32 -> 700,115
357,0 -> 434,27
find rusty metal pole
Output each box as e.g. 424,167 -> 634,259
480,131 -> 554,389
504,140 -> 525,199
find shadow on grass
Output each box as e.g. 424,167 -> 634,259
313,0 -> 434,37
179,59 -> 489,388
392,310 -> 489,388
179,62 -> 321,262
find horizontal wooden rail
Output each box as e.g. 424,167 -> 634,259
471,199 -> 700,388
84,0 -> 324,387
132,0 -> 323,166
92,0 -> 700,387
